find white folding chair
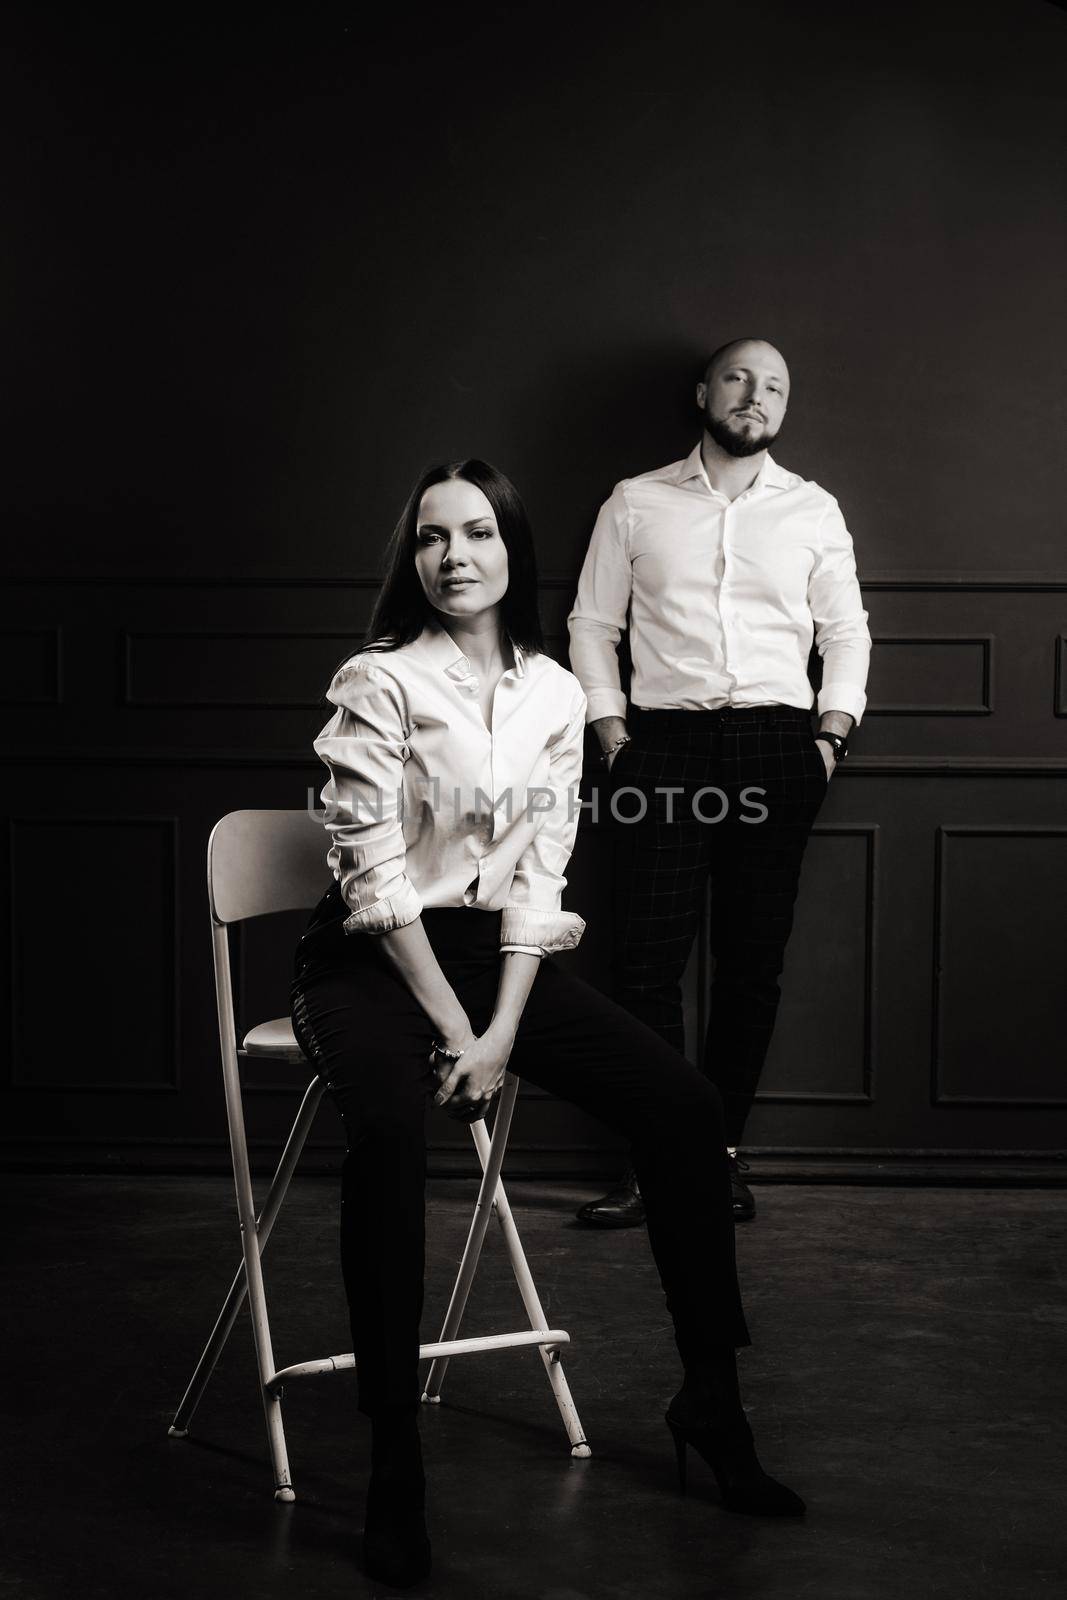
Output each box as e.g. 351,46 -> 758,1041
168,808 -> 590,1501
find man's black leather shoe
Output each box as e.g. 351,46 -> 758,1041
729,1154 -> 756,1222
575,1167 -> 646,1227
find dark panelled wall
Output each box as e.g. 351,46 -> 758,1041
3,3 -> 1065,1171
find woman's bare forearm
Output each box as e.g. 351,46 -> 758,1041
375,927 -> 541,1058
374,919 -> 472,1048
487,951 -> 542,1044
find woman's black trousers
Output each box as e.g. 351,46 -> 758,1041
291,888 -> 750,1416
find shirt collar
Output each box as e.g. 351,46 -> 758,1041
759,455 -> 793,490
417,617 -> 526,680
677,444 -> 791,494
676,443 -> 708,485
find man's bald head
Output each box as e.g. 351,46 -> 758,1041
697,338 -> 790,459
703,338 -> 789,389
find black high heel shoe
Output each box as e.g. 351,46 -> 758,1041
363,1478 -> 432,1588
363,1410 -> 432,1587
666,1410 -> 806,1517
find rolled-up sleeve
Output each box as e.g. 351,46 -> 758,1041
567,483 -> 633,724
314,658 -> 422,934
500,682 -> 588,957
810,498 -> 872,725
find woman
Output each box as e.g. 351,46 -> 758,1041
290,459 -> 804,1588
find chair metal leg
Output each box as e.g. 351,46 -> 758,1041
198,923 -> 297,1499
169,1075 -> 327,1439
421,1075 -> 520,1403
473,1125 -> 591,1457
421,1076 -> 591,1455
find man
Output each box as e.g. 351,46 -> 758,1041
568,337 -> 871,1225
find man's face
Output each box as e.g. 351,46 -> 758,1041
697,341 -> 790,458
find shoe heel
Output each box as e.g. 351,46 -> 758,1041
665,1415 -> 688,1496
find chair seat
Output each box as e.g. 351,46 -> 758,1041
241,1017 -> 305,1062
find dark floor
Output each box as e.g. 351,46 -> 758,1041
2,1174 -> 1065,1600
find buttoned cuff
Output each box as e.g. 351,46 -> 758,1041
817,683 -> 867,726
342,880 -> 423,935
499,907 -> 585,955
582,688 -> 629,723
500,944 -> 546,959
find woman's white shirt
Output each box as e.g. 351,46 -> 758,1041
314,620 -> 588,957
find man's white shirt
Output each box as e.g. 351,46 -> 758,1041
567,444 -> 871,725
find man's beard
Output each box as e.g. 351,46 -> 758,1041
704,410 -> 780,459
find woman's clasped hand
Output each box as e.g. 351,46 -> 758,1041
431,1028 -> 511,1121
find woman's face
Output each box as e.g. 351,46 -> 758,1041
414,478 -> 509,623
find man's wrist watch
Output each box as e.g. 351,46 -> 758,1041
815,732 -> 849,762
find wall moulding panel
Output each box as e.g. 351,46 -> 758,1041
865,635 -> 993,716
0,627 -> 63,706
718,825 -> 879,1107
932,826 -> 1067,1107
1055,636 -> 1067,718
856,588 -> 1067,761
121,629 -> 360,710
3,581 -> 381,757
7,815 -> 180,1092
3,575 -> 1064,763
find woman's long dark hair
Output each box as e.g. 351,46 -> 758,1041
361,458 -> 545,654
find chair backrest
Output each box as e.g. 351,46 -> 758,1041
208,809 -> 328,925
